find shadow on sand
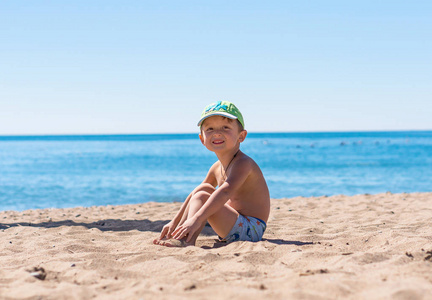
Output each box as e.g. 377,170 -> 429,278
201,238 -> 314,249
263,238 -> 314,246
0,219 -> 169,233
0,219 -> 218,236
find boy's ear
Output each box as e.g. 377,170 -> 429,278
239,130 -> 247,143
199,133 -> 204,145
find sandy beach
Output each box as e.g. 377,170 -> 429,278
1,192 -> 432,299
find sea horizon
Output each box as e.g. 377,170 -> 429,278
1,130 -> 431,211
0,129 -> 431,140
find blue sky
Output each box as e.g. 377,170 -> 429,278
1,1 -> 431,135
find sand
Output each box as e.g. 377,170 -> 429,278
1,192 -> 432,300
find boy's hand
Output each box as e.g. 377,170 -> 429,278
159,220 -> 178,240
171,217 -> 200,242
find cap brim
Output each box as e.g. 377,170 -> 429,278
197,112 -> 238,126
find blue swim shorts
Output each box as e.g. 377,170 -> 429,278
219,214 -> 267,243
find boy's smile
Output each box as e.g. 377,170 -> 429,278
199,116 -> 247,155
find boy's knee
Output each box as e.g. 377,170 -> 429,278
191,184 -> 215,204
192,191 -> 211,203
193,183 -> 215,195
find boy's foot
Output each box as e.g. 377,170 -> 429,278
153,238 -> 193,247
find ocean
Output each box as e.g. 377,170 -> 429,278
1,131 -> 431,211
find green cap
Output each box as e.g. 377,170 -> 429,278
197,101 -> 244,128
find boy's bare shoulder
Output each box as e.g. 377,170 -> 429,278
236,153 -> 261,172
227,153 -> 265,185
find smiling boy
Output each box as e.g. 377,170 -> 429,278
153,101 -> 270,247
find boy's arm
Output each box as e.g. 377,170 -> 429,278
172,158 -> 252,242
158,163 -> 218,239
196,160 -> 249,219
173,162 -> 218,222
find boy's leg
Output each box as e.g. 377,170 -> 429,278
182,188 -> 239,245
156,183 -> 216,247
207,204 -> 239,240
158,183 -> 238,246
178,184 -> 216,245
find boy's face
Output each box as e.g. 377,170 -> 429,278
199,116 -> 247,153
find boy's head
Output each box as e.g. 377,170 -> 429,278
197,101 -> 244,131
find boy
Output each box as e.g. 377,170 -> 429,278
153,101 -> 270,247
